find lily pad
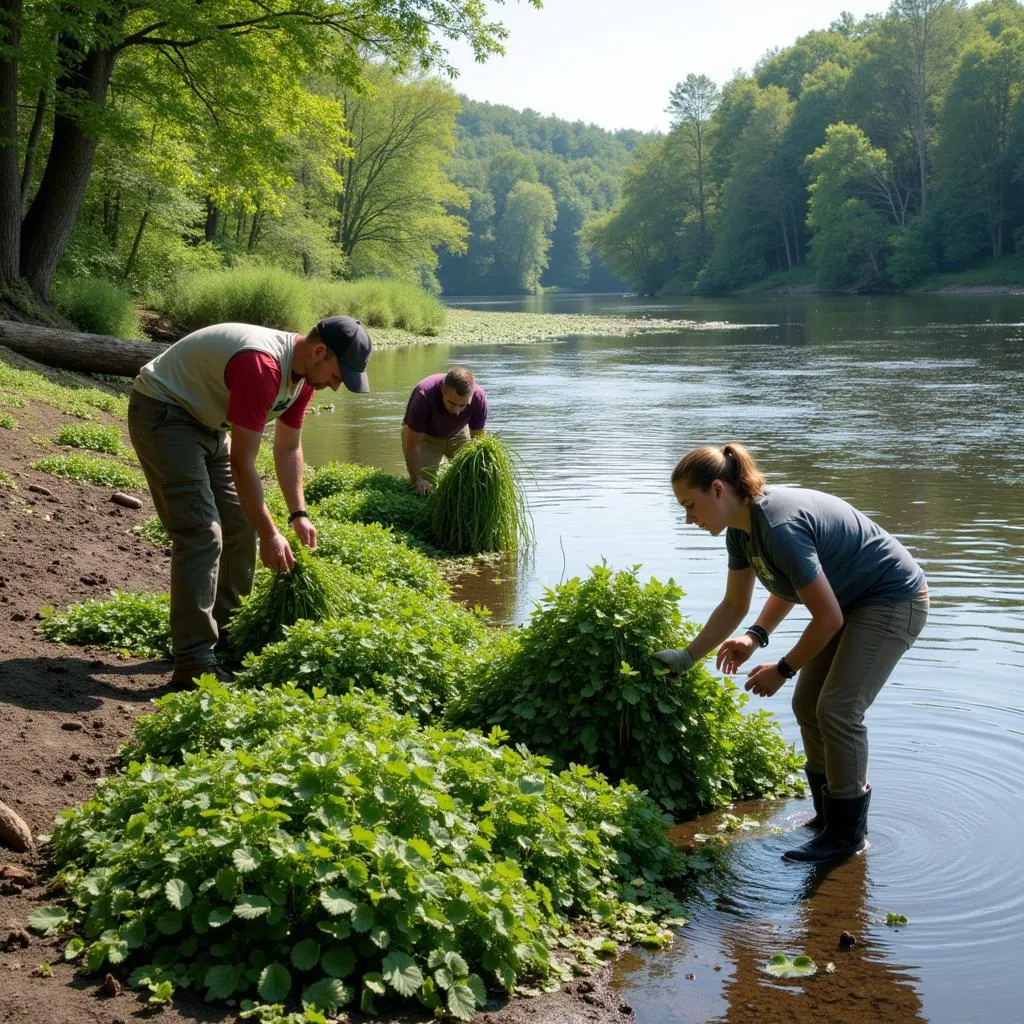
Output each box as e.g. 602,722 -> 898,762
763,953 -> 818,978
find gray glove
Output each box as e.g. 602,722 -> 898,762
653,649 -> 694,675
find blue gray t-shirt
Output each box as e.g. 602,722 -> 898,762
726,487 -> 924,609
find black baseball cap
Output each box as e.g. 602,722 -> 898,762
315,315 -> 371,393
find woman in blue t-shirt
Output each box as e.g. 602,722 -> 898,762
654,442 -> 929,863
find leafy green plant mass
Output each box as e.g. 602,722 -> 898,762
38,590 -> 171,658
41,687 -> 696,1019
429,434 -> 533,555
449,564 -> 802,815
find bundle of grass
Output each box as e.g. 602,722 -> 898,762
226,547 -> 348,660
429,434 -> 533,555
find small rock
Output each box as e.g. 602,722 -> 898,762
28,484 -> 53,497
111,492 -> 143,510
10,612 -> 26,622
60,721 -> 83,732
2,926 -> 31,950
839,930 -> 857,949
100,973 -> 122,997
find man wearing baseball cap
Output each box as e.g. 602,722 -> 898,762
127,315 -> 371,686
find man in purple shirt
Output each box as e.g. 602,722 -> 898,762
402,367 -> 488,493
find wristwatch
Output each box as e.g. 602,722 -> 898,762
776,656 -> 797,680
287,509 -> 309,524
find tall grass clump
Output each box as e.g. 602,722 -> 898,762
316,278 -> 446,335
51,276 -> 147,340
449,564 -> 803,816
226,547 -> 349,659
429,434 -> 533,555
160,266 -> 315,333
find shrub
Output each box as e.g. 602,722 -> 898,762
53,423 -> 125,456
430,435 -> 533,555
448,564 -> 803,816
38,590 -> 171,658
305,463 -> 412,505
315,278 -> 446,335
313,488 -> 433,546
32,452 -> 146,489
312,520 -> 448,596
44,693 -> 694,1017
51,277 -> 147,340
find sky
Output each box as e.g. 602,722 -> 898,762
442,0 -> 889,134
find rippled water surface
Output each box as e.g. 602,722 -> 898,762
302,294 -> 1024,1024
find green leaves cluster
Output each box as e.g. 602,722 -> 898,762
450,564 -> 802,815
430,435 -> 533,555
53,423 -> 126,456
31,453 -> 145,490
39,590 -> 171,658
44,688 -> 694,1018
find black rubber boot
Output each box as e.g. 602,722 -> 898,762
783,785 -> 870,863
801,770 -> 827,830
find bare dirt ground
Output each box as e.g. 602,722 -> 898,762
0,361 -> 633,1024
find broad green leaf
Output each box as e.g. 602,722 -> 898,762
234,896 -> 272,919
204,963 -> 240,999
447,981 -> 479,1020
382,951 -> 423,996
64,937 -> 85,960
165,878 -> 192,910
28,907 -> 68,936
233,847 -> 260,873
291,938 -> 321,972
258,963 -> 292,1002
302,977 -> 352,1012
319,889 -> 356,916
321,944 -> 356,978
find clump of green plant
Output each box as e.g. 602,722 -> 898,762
236,591 -> 492,721
134,515 -> 169,548
312,488 -> 433,545
39,590 -> 171,658
429,435 -> 533,555
305,463 -> 412,505
227,548 -> 351,659
51,276 -> 146,340
0,355 -> 127,420
53,423 -> 124,455
43,695 -> 695,1018
32,452 -> 145,489
0,469 -> 15,488
312,520 -> 447,596
314,278 -> 446,335
0,411 -> 15,428
885,913 -> 909,926
763,954 -> 817,978
449,564 -> 802,816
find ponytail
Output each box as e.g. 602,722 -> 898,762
671,442 -> 766,500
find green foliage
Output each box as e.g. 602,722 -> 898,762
0,412 -> 15,429
50,277 -> 147,340
496,181 -> 558,292
311,520 -> 448,597
134,515 -> 170,548
53,423 -> 125,456
314,279 -> 446,335
449,565 -> 802,816
235,583 -> 491,720
763,954 -> 817,978
31,453 -> 146,490
430,435 -> 533,555
46,691 -> 693,1016
0,356 -> 128,421
885,912 -> 909,926
227,549 -> 352,660
38,590 -> 171,659
312,479 -> 433,546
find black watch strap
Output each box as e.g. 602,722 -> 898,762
777,656 -> 797,680
287,509 -> 309,524
745,624 -> 769,648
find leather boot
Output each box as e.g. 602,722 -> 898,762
801,770 -> 827,830
783,785 -> 870,863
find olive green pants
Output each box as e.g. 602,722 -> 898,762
791,591 -> 929,799
127,391 -> 256,676
416,425 -> 471,480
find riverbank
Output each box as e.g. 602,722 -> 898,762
0,347 -> 637,1024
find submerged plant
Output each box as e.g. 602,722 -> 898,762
429,434 -> 533,555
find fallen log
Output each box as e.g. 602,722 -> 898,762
0,321 -> 167,378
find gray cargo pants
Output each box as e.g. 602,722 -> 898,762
791,591 -> 929,799
127,390 -> 256,677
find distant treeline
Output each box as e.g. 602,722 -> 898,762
436,99 -> 647,294
586,0 -> 1024,294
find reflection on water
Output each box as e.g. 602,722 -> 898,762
302,294 -> 1024,1024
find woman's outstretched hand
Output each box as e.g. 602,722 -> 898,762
716,634 -> 756,675
744,663 -> 785,698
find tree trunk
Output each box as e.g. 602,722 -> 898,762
122,209 -> 149,280
20,41 -> 118,300
204,198 -> 220,242
0,321 -> 165,377
0,0 -> 21,290
19,87 -> 47,210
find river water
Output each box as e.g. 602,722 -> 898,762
301,294 -> 1024,1024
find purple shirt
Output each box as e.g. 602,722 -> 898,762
402,373 -> 488,437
